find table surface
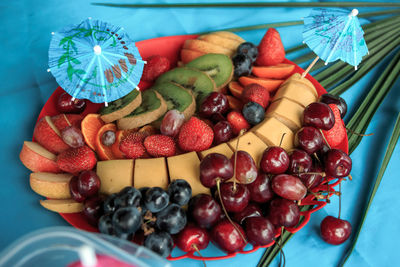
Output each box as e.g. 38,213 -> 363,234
1,0 -> 399,266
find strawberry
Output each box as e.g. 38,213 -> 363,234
56,145 -> 97,174
227,111 -> 251,135
142,55 -> 171,82
322,104 -> 346,147
119,132 -> 147,159
242,83 -> 270,108
178,117 -> 214,152
255,28 -> 285,66
144,134 -> 176,157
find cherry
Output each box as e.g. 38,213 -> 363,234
288,149 -> 313,174
297,164 -> 324,189
176,223 -> 210,252
211,219 -> 247,253
213,121 -> 234,145
56,92 -> 86,114
69,175 -> 86,203
219,182 -> 250,213
200,153 -> 233,188
245,217 -> 275,246
199,92 -> 229,118
188,194 -> 222,228
303,102 -> 335,130
271,174 -> 307,201
260,146 -> 289,174
233,203 -> 262,224
319,94 -> 347,118
320,216 -> 352,245
77,170 -> 101,197
83,196 -> 104,227
247,172 -> 274,203
230,150 -> 258,184
295,126 -> 324,154
324,149 -> 352,178
268,198 -> 300,228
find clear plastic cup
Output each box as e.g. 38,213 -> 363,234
0,227 -> 171,267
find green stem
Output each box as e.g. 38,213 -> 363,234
347,51 -> 400,153
340,113 -> 400,266
92,2 -> 400,8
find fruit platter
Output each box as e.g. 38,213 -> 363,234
19,27 -> 352,260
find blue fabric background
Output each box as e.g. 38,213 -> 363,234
1,0 -> 399,266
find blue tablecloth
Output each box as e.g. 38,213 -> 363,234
1,1 -> 399,266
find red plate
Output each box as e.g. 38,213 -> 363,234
36,35 -> 348,260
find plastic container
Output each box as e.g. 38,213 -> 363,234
0,227 -> 171,267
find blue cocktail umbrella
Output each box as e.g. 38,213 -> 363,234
301,8 -> 368,77
48,18 -> 145,106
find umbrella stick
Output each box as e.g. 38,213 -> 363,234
301,56 -> 319,78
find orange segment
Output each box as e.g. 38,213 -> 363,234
226,95 -> 244,111
238,76 -> 284,93
228,81 -> 244,98
95,124 -> 117,160
252,64 -> 295,79
81,114 -> 105,150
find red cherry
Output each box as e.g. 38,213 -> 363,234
219,182 -> 250,213
77,170 -> 101,197
268,198 -> 300,228
83,196 -> 104,227
211,219 -> 247,253
57,92 -> 86,114
188,194 -> 222,229
233,203 -> 263,224
199,92 -> 229,118
245,217 -> 275,246
200,153 -> 233,188
260,146 -> 289,174
246,172 -> 274,203
303,102 -> 335,130
230,151 -> 258,184
176,224 -> 210,252
320,216 -> 352,245
69,175 -> 86,203
324,149 -> 352,178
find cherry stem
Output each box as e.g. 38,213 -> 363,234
192,244 -> 206,267
313,152 -> 322,165
338,182 -> 342,219
216,179 -> 247,244
277,227 -> 286,267
346,127 -> 374,137
233,129 -> 246,192
279,133 -> 286,147
63,114 -> 72,127
298,171 -> 326,177
319,129 -> 331,149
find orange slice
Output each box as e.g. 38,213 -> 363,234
252,64 -> 295,79
95,124 -> 117,160
81,114 -> 105,150
228,81 -> 244,98
238,76 -> 284,93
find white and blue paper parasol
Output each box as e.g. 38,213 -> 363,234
48,18 -> 145,105
302,8 -> 369,76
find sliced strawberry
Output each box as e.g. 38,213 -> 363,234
255,28 -> 285,66
322,104 -> 346,147
227,111 -> 251,135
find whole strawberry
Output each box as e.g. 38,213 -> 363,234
144,134 -> 176,157
242,83 -> 270,108
178,117 -> 214,152
255,28 -> 285,66
142,55 -> 171,82
322,104 -> 346,147
56,145 -> 97,174
227,111 -> 251,135
119,132 -> 148,159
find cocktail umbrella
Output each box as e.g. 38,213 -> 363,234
48,18 -> 145,106
301,8 -> 369,77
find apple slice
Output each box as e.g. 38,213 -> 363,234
52,114 -> 83,131
33,116 -> 69,153
181,48 -> 205,64
20,141 -> 61,173
252,64 -> 295,79
30,172 -> 73,198
40,199 -> 83,213
238,76 -> 284,93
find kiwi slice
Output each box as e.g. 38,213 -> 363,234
151,82 -> 196,119
117,90 -> 167,130
186,54 -> 234,90
99,89 -> 142,123
155,67 -> 215,105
